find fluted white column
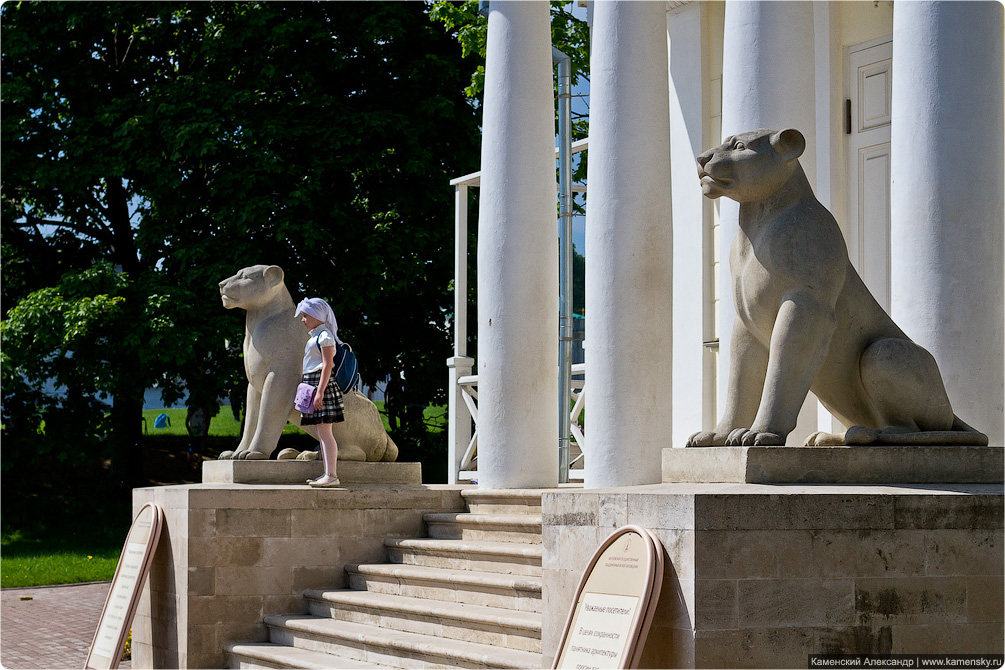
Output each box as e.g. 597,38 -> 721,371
476,1 -> 558,488
890,1 -> 1005,444
584,0 -> 672,488
719,0 -> 818,445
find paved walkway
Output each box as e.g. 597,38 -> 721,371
1,581 -> 132,669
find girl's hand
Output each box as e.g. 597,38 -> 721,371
313,391 -> 324,411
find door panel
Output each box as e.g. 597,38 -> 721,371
845,38 -> 893,312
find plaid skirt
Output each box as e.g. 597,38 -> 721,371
299,370 -> 345,425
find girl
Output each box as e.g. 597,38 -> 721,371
294,297 -> 345,487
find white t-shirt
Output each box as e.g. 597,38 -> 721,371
303,328 -> 337,374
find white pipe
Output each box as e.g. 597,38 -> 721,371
554,46 -> 574,484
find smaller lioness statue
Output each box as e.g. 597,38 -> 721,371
218,264 -> 398,461
687,128 -> 987,447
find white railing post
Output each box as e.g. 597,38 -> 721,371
447,181 -> 473,485
453,184 -> 469,358
447,356 -> 475,484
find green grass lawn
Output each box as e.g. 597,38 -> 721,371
1,530 -> 123,588
142,405 -> 307,436
142,401 -> 445,437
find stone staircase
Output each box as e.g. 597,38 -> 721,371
225,489 -> 544,669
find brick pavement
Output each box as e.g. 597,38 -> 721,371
1,582 -> 132,669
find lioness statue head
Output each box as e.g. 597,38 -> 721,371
220,264 -> 288,312
698,128 -> 807,202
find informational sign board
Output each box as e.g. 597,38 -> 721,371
554,526 -> 665,670
85,503 -> 163,670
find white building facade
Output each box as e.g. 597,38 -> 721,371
449,0 -> 1005,489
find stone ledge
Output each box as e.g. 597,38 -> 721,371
203,459 -> 422,485
662,445 -> 1004,484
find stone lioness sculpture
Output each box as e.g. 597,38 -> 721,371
218,264 -> 398,461
687,128 -> 987,447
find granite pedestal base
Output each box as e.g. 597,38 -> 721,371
663,445 -> 1002,484
542,447 -> 1004,668
202,459 -> 422,485
131,482 -> 465,669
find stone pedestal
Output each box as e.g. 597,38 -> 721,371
542,447 -> 1004,668
131,483 -> 465,669
663,446 -> 1003,485
202,459 -> 422,485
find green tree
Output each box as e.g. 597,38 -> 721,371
430,0 -> 590,186
1,2 -> 481,490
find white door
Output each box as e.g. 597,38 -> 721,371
845,37 -> 893,311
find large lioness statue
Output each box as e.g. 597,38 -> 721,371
687,128 -> 987,447
218,264 -> 398,461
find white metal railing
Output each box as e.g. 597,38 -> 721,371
451,363 -> 587,483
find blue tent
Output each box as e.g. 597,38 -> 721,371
154,413 -> 171,429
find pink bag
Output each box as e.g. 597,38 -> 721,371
295,383 -> 317,413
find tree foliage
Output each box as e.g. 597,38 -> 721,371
430,0 -> 590,186
1,1 -> 481,485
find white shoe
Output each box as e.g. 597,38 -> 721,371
308,475 -> 341,488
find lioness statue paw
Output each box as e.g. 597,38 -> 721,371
686,431 -> 719,447
239,450 -> 268,460
753,432 -> 784,446
276,448 -> 300,460
724,428 -> 748,446
295,450 -> 320,461
805,431 -> 846,446
725,429 -> 784,447
218,449 -> 237,460
845,426 -> 880,445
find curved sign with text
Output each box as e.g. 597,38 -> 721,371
85,503 -> 163,670
554,525 -> 665,670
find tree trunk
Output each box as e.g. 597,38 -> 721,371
110,379 -> 145,489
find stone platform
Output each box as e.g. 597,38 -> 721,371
131,482 -> 466,668
202,459 -> 422,485
542,481 -> 1004,668
663,445 -> 1003,484
543,445 -> 1004,667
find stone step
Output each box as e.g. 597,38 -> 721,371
385,537 -> 542,576
460,489 -> 544,515
345,562 -> 542,613
304,589 -> 542,653
225,641 -> 392,669
264,615 -> 543,670
424,512 -> 543,544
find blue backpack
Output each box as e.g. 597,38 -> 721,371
316,330 -> 360,393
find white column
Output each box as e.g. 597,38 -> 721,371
585,0 -> 672,488
890,1 -> 1005,444
719,0 -> 819,445
476,1 -> 558,489
668,3 -> 710,449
